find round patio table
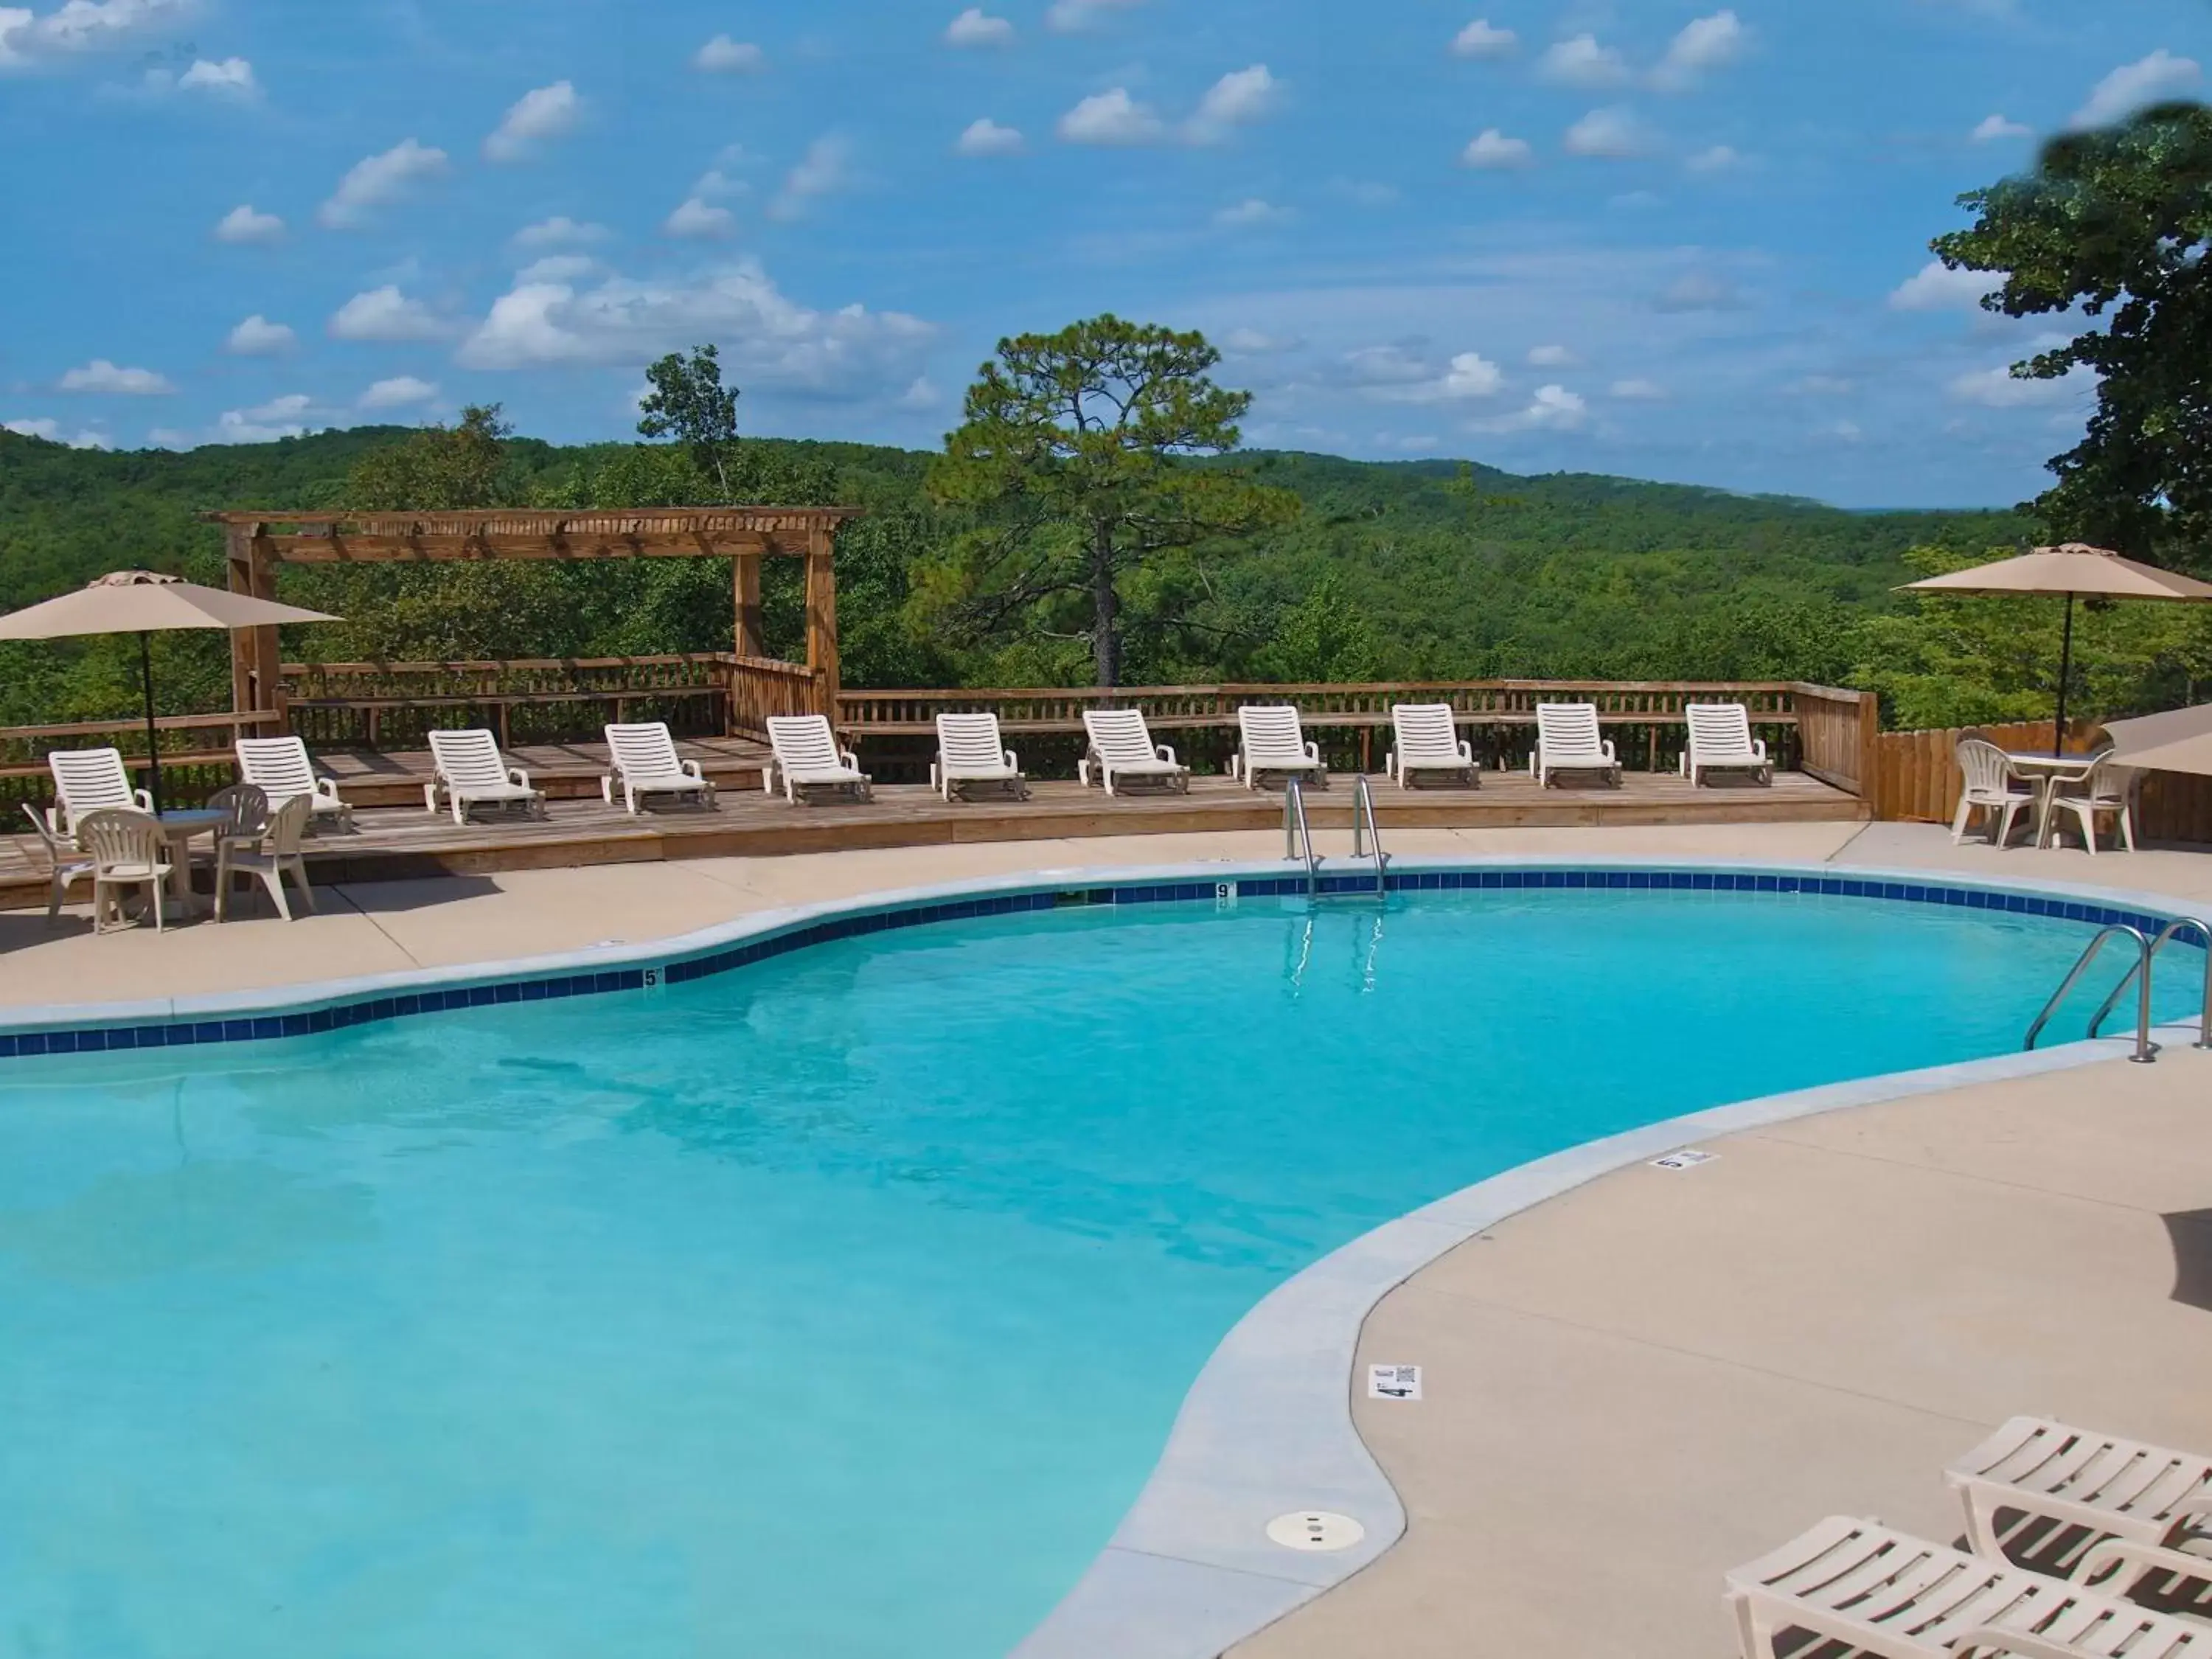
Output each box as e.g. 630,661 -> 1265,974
2000,751 -> 2097,848
155,807 -> 229,917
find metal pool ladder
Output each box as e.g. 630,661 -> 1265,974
1282,777 -> 1390,900
2021,917 -> 2212,1063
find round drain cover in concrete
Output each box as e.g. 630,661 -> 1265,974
1265,1511 -> 1366,1552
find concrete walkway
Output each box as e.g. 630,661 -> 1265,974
1234,1049 -> 2212,1658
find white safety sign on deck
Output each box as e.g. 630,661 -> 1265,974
1367,1363 -> 1422,1400
1650,1148 -> 1718,1171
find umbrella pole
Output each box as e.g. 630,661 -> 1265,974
2053,592 -> 2076,757
138,632 -> 163,817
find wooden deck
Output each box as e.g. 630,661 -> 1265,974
0,771 -> 1865,908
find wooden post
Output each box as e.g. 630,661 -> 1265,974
247,524 -> 283,731
225,523 -> 256,747
733,553 -> 764,659
804,525 -> 841,723
1857,688 -> 1882,813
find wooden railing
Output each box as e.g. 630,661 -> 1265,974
726,655 -> 827,740
1792,684 -> 1880,799
279,655 -> 743,751
0,711 -> 288,812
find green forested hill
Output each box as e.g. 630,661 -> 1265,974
0,425 -> 2032,726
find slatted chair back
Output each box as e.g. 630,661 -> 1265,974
75,807 -> 163,877
206,783 -> 270,842
235,736 -> 322,802
1237,706 -> 1311,765
262,793 -> 312,858
1954,737 -> 2019,800
1686,702 -> 1757,759
21,801 -> 71,865
49,747 -> 142,830
1391,703 -> 1462,762
936,713 -> 1010,771
428,729 -> 513,793
1536,703 -> 1607,761
605,722 -> 684,779
1082,709 -> 1160,768
767,715 -> 845,774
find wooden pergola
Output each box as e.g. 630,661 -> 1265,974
201,507 -> 861,726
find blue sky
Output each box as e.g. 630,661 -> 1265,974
1,0 -> 2204,507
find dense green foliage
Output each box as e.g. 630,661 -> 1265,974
0,420 -> 2043,732
1935,101 -> 2212,564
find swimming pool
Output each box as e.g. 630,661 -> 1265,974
0,869 -> 2197,1659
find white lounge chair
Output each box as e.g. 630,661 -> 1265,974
1231,706 -> 1327,790
1681,702 -> 1773,787
602,722 -> 717,813
234,736 -> 352,832
765,714 -> 873,804
1531,703 -> 1621,787
933,713 -> 1029,801
1953,737 -> 2037,847
19,802 -> 95,923
215,794 -> 316,922
425,728 -> 547,824
1949,1416 -> 2212,1601
47,747 -> 151,835
1386,703 -> 1478,790
1727,1514 -> 2212,1659
76,807 -> 171,935
1079,709 -> 1189,796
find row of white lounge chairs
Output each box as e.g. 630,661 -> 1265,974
1729,1413 -> 2212,1658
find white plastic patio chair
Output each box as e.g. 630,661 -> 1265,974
1386,703 -> 1478,789
1727,1514 -> 2212,1659
1948,1416 -> 2212,1603
76,807 -> 171,936
234,736 -> 352,832
1952,737 -> 2038,847
1079,709 -> 1189,796
933,713 -> 1029,801
215,794 -> 315,922
1531,703 -> 1621,787
426,728 -> 547,824
1231,706 -> 1327,790
47,747 -> 152,835
764,714 -> 873,804
1680,702 -> 1773,787
2042,755 -> 2137,856
601,722 -> 717,813
19,802 -> 95,924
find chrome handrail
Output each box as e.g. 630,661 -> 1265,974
1284,779 -> 1320,897
1349,774 -> 1390,897
2025,924 -> 2156,1062
2087,917 -> 2212,1049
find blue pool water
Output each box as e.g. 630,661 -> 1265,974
0,883 -> 2197,1658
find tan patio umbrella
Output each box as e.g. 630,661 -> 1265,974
1902,544 -> 2212,757
2101,703 -> 2212,777
0,571 -> 337,815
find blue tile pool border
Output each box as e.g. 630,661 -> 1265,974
0,860 -> 2203,1060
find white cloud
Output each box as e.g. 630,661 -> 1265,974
1057,87 -> 1165,145
1538,34 -> 1630,89
455,258 -> 936,404
1045,0 -> 1142,32
1214,197 -> 1291,228
945,7 -> 1012,46
58,358 -> 172,394
225,314 -> 295,355
1450,18 -> 1515,58
956,117 -> 1023,156
1655,271 -> 1745,310
1948,363 -> 2092,408
512,215 -> 608,248
664,196 -> 736,238
1563,106 -> 1649,158
695,34 -> 764,72
213,203 -> 283,244
176,55 -> 254,97
515,254 -> 599,283
1224,327 -> 1301,353
1610,377 -> 1666,400
1461,128 -> 1534,168
1186,64 -> 1279,142
319,138 -> 449,229
1971,113 -> 2031,142
897,376 -> 942,410
1650,10 -> 1745,91
1686,144 -> 1743,173
4,417 -> 110,448
0,0 -> 186,61
328,285 -> 446,341
2072,49 -> 2200,129
359,375 -> 439,410
1350,347 -> 1506,403
1527,344 -> 1579,366
484,80 -> 581,162
1489,383 -> 1587,431
1888,260 -> 2003,311
771,135 -> 853,219
213,393 -> 313,445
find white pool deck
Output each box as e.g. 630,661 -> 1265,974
6,818 -> 2212,1658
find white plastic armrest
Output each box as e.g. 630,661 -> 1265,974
1752,739 -> 1768,762
1158,744 -> 1178,765
2076,1536 -> 2212,1590
132,787 -> 155,811
1601,740 -> 1618,763
931,761 -> 942,788
1457,739 -> 1474,765
682,760 -> 706,782
763,762 -> 779,795
1005,750 -> 1019,771
510,767 -> 532,789
841,748 -> 862,771
1385,751 -> 1398,779
1230,754 -> 1244,781
1304,741 -> 1321,763
1079,758 -> 1093,787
